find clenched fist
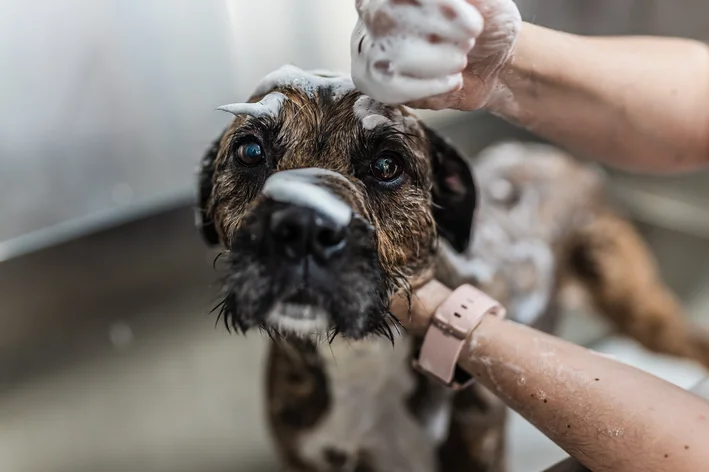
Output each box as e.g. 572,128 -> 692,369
351,0 -> 521,110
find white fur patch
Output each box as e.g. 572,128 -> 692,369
266,303 -> 330,337
297,335 -> 442,472
217,92 -> 286,119
488,178 -> 515,203
254,65 -> 355,100
262,168 -> 352,227
507,240 -> 554,325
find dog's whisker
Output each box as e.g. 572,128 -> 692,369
328,347 -> 338,368
210,298 -> 226,315
220,301 -> 233,334
263,325 -> 279,344
381,322 -> 395,347
211,298 -> 228,330
328,328 -> 340,345
212,252 -> 222,270
386,310 -> 404,333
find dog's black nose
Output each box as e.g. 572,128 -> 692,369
269,206 -> 347,262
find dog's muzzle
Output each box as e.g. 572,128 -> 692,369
221,168 -> 389,339
262,168 -> 352,262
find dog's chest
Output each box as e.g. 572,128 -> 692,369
296,335 -> 450,472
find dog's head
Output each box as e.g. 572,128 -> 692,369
197,65 -> 476,340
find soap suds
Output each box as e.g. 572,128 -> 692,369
254,65 -> 354,100
353,95 -> 395,130
217,92 -> 286,119
606,428 -> 625,438
351,0 -> 520,105
362,114 -> 391,130
350,0 -> 483,104
262,168 -> 352,227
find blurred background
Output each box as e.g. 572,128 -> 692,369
2,1 -> 709,471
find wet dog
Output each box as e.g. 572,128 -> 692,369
196,65 -> 709,472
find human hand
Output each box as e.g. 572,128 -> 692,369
350,0 -> 521,110
389,279 -> 452,337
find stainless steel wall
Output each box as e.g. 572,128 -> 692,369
0,0 -> 358,257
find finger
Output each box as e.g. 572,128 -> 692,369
360,70 -> 462,105
405,94 -> 456,111
419,0 -> 484,38
404,81 -> 465,109
393,39 -> 470,79
374,0 -> 482,44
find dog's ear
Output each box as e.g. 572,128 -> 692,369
423,125 -> 477,253
195,130 -> 226,246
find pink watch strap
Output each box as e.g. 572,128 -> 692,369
413,284 -> 506,390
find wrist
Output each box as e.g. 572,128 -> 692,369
459,313 -> 501,369
413,284 -> 506,390
484,22 -> 585,121
480,22 -> 529,117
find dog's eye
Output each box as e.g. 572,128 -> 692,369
370,154 -> 403,182
235,141 -> 265,166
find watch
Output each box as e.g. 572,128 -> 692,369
412,284 -> 506,390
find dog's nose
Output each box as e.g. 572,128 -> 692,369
269,206 -> 347,262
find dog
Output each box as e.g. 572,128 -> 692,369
196,65 -> 709,472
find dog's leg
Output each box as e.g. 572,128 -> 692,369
566,210 -> 709,368
436,385 -> 508,472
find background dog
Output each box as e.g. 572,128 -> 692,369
196,65 -> 709,472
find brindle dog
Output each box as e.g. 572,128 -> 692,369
196,66 -> 709,472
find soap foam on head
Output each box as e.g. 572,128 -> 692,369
262,168 -> 352,228
254,65 -> 355,101
353,95 -> 394,130
217,92 -> 287,119
217,66 -> 355,121
352,95 -> 420,131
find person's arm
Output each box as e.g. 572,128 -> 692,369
352,0 -> 709,174
392,281 -> 709,472
488,23 -> 709,174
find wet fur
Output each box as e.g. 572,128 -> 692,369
202,88 -> 460,341
197,73 -> 709,472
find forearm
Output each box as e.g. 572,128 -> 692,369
488,23 -> 709,173
460,315 -> 709,472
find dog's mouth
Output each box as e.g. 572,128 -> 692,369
269,289 -> 331,334
215,209 -> 400,341
264,300 -> 331,340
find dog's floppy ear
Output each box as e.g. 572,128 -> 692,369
195,130 -> 226,246
423,125 -> 477,253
